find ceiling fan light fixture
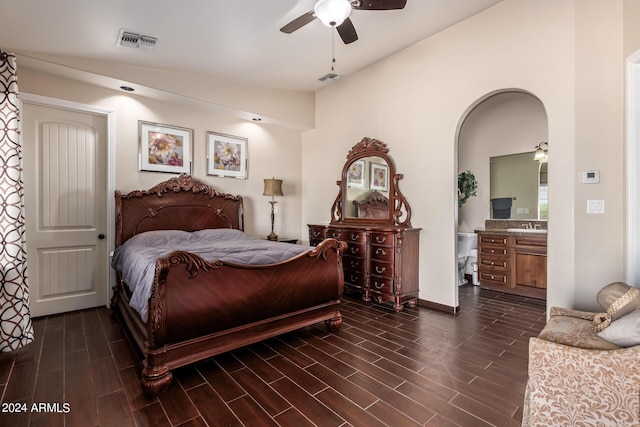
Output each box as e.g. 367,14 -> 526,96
314,0 -> 352,27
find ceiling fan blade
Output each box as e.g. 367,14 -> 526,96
280,10 -> 316,33
353,0 -> 407,10
337,17 -> 358,44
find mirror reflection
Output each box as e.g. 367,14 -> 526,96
490,151 -> 548,220
345,156 -> 390,218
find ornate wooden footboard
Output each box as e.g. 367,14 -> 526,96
111,175 -> 346,395
111,238 -> 345,395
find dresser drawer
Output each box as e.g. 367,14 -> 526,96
479,256 -> 509,269
346,243 -> 366,257
309,227 -> 325,240
371,232 -> 395,246
371,245 -> 394,261
370,275 -> 393,294
478,234 -> 508,246
344,270 -> 365,288
343,255 -> 364,271
480,246 -> 508,257
326,228 -> 343,240
479,271 -> 509,284
308,226 -> 326,246
371,259 -> 393,278
344,230 -> 367,243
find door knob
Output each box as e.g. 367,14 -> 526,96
98,234 -> 105,240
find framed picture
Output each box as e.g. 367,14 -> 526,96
139,121 -> 192,174
370,162 -> 389,191
347,159 -> 366,189
207,131 -> 248,179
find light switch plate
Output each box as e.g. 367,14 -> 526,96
587,199 -> 605,214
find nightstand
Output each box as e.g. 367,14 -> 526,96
271,237 -> 298,244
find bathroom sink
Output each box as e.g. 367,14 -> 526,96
506,228 -> 547,234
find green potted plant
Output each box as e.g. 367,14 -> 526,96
458,170 -> 478,207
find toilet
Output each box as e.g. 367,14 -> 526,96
457,232 -> 478,286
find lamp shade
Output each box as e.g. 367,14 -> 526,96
263,178 -> 283,197
314,0 -> 352,27
534,142 -> 548,163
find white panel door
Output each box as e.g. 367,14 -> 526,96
22,103 -> 108,317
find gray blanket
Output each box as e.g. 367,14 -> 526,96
111,228 -> 312,320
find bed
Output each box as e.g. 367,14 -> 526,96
110,174 -> 346,396
353,190 -> 389,219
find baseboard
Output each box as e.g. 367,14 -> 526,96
417,298 -> 459,314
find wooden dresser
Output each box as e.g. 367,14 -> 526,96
310,137 -> 420,311
309,224 -> 420,311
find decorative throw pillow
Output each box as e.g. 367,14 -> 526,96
593,282 -> 640,332
597,308 -> 640,347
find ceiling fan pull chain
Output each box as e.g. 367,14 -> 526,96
331,29 -> 336,71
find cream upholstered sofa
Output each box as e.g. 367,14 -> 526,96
522,283 -> 640,427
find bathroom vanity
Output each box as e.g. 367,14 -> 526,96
476,220 -> 547,300
308,137 -> 420,311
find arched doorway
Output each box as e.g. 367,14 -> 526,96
455,90 -> 549,301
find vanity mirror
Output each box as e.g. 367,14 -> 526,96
308,137 -> 420,311
330,137 -> 412,226
490,151 -> 548,220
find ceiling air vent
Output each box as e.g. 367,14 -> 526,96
116,29 -> 158,50
318,73 -> 343,82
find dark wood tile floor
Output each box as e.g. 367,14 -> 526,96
0,285 -> 546,427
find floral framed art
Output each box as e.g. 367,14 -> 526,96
207,131 -> 248,179
139,121 -> 192,174
347,159 -> 366,189
370,162 -> 389,192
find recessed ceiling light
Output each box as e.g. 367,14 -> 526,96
120,86 -> 134,92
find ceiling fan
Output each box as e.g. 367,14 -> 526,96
280,0 -> 407,45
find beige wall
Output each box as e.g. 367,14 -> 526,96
303,0 -> 629,311
17,68 -> 304,240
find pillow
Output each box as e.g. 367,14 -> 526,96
597,308 -> 640,347
592,282 -> 640,331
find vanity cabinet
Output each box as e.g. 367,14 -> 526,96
511,235 -> 547,293
308,224 -> 420,311
477,231 -> 546,299
477,234 -> 510,286
309,137 -> 420,311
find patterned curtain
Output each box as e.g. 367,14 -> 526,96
0,51 -> 34,352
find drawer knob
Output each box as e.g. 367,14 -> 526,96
376,248 -> 387,255
376,236 -> 387,243
350,247 -> 359,254
373,281 -> 384,289
375,266 -> 386,274
351,234 -> 359,240
350,260 -> 359,268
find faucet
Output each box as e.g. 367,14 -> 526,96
521,223 -> 530,229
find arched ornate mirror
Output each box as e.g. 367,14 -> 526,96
330,137 -> 412,226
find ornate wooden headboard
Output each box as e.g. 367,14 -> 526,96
115,174 -> 244,246
353,190 -> 389,220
